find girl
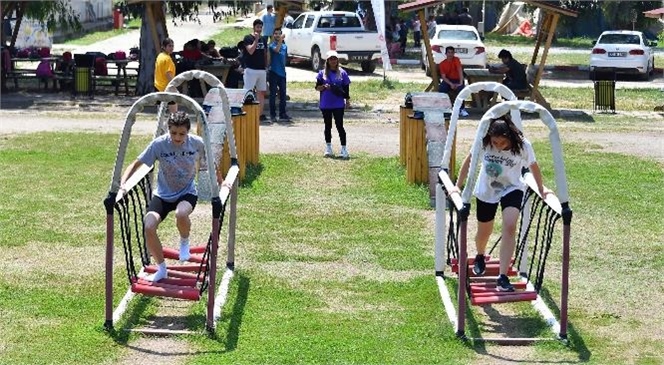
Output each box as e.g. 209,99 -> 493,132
315,50 -> 351,159
454,116 -> 549,291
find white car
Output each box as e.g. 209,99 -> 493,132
421,25 -> 487,76
590,30 -> 657,80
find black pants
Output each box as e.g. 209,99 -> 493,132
322,108 -> 346,146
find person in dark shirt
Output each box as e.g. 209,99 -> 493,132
490,49 -> 528,91
243,19 -> 268,121
457,7 -> 473,26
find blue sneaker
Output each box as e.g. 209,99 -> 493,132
473,254 -> 486,276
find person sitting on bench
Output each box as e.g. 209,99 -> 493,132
438,46 -> 468,117
490,49 -> 528,92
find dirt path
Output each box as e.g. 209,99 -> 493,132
1,108 -> 662,364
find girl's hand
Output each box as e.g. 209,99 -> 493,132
539,187 -> 552,198
345,99 -> 351,108
448,185 -> 461,194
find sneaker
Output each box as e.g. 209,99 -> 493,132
324,145 -> 334,158
270,115 -> 278,123
179,240 -> 191,262
459,109 -> 469,118
472,254 -> 486,276
497,274 -> 515,292
339,146 -> 349,160
279,114 -> 292,122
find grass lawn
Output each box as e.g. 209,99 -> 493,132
286,80 -> 663,113
0,128 -> 662,364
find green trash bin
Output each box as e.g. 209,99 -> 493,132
593,80 -> 615,113
74,67 -> 91,93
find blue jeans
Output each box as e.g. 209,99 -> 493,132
438,79 -> 465,107
268,71 -> 287,118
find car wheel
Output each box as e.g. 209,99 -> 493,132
424,61 -> 431,77
420,57 -> 425,70
360,60 -> 376,73
311,47 -> 323,72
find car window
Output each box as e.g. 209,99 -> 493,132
598,34 -> 641,45
292,14 -> 305,29
318,16 -> 361,28
437,30 -> 478,41
304,15 -> 315,28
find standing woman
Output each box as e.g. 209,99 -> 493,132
315,51 -> 351,159
154,37 -> 177,113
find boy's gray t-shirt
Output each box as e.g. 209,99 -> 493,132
138,134 -> 206,202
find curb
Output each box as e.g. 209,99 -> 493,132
388,60 -> 664,73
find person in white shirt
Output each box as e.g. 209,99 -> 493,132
452,115 -> 550,292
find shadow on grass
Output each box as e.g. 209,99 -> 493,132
206,273 -> 251,352
106,294 -> 154,345
446,277 -> 591,363
241,163 -> 264,188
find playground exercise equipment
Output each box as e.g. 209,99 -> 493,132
103,84 -> 239,334
434,85 -> 573,344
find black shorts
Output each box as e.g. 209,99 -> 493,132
147,194 -> 198,220
476,189 -> 524,223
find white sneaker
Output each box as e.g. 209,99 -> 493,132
340,147 -> 349,160
459,109 -> 469,118
179,240 -> 191,262
324,145 -> 334,158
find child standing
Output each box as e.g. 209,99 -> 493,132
315,50 -> 351,159
453,116 -> 549,291
119,111 -> 207,282
268,27 -> 291,123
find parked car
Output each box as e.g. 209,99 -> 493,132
590,30 -> 656,80
420,24 -> 486,76
282,11 -> 381,73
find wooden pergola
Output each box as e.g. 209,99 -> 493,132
398,0 -> 578,110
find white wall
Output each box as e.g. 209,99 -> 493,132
69,0 -> 113,23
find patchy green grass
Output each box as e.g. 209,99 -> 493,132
0,131 -> 662,364
62,18 -> 142,46
210,26 -> 252,48
484,33 -> 596,49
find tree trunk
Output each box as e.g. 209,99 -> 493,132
10,1 -> 25,49
136,2 -> 168,95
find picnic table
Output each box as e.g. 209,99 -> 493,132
96,59 -> 138,96
180,62 -> 231,96
464,68 -> 504,110
9,56 -> 63,90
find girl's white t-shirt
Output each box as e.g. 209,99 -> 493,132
473,138 -> 536,204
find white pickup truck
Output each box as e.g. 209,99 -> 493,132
282,11 -> 381,73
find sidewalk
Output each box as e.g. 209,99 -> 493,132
51,13 -> 234,55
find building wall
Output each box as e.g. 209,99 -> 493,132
69,0 -> 113,23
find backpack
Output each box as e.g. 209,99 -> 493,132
36,60 -> 54,78
94,57 -> 108,76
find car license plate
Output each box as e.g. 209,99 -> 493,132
608,52 -> 626,57
349,55 -> 367,61
455,48 -> 468,54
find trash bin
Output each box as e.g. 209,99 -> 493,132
593,80 -> 615,113
113,9 -> 124,29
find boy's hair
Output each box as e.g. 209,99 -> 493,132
267,5 -> 273,10
445,46 -> 455,53
167,111 -> 191,131
273,27 -> 282,34
498,49 -> 512,60
253,19 -> 264,27
482,115 -> 524,155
